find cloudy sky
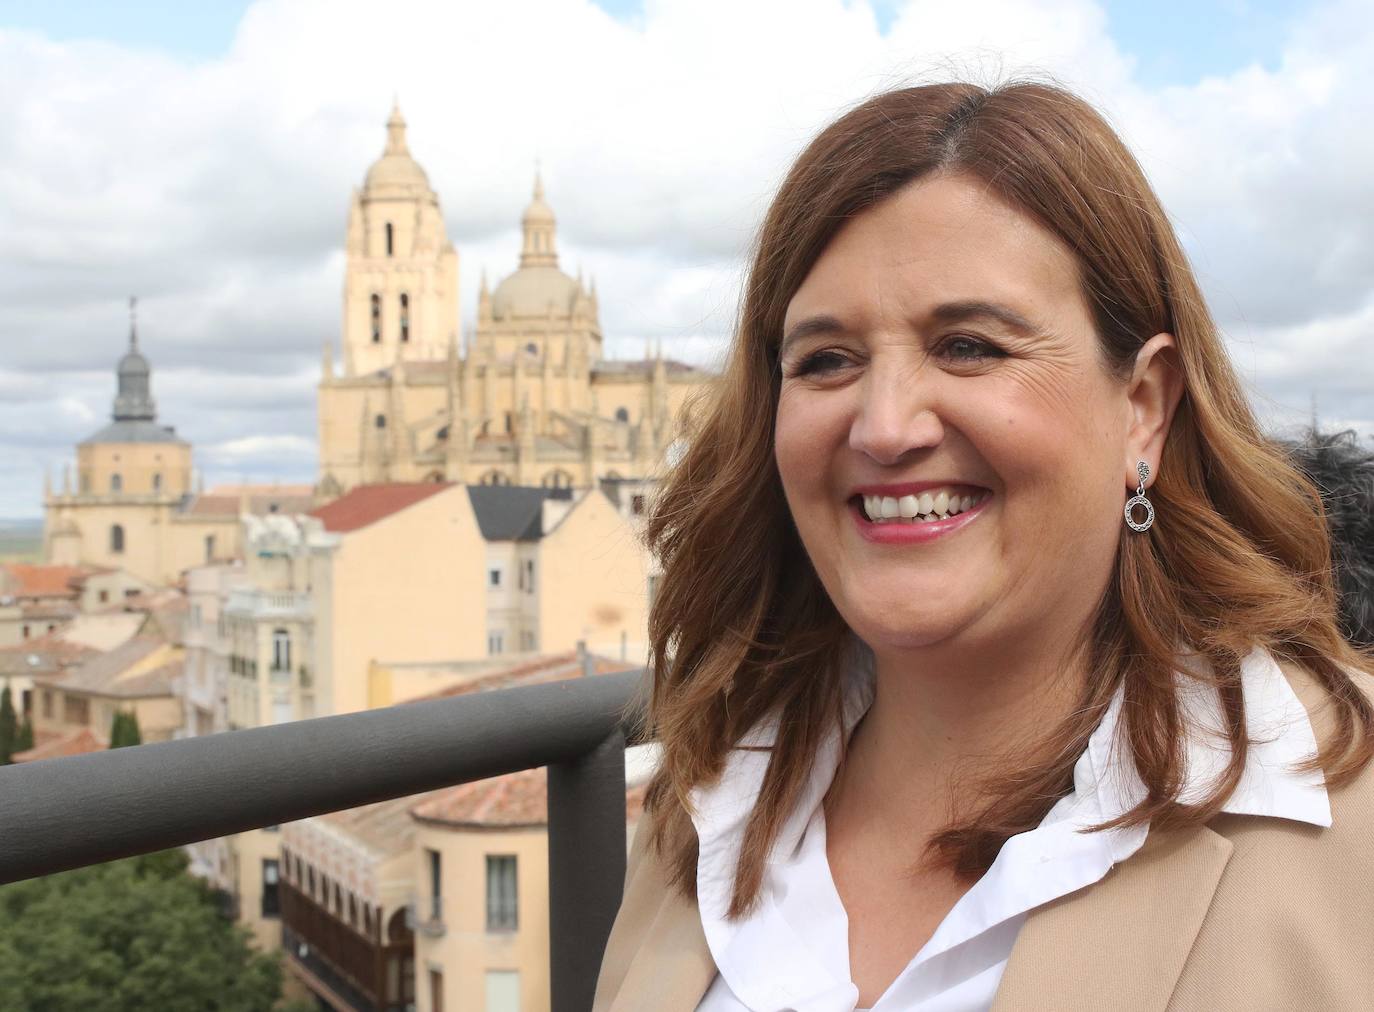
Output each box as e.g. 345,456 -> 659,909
1,0 -> 1369,519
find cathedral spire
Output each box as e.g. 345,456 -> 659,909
113,296 -> 157,422
519,170 -> 558,269
385,100 -> 409,156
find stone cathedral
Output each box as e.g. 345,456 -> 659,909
316,106 -> 711,497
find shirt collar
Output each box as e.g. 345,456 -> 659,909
690,645 -> 1330,1002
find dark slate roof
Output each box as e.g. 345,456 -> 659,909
79,419 -> 187,446
466,485 -> 569,542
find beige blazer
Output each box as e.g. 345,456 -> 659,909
593,669 -> 1374,1010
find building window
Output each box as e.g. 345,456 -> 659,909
375,413 -> 387,429
385,221 -> 394,257
21,625 -> 29,639
42,691 -> 53,719
80,471 -> 91,493
479,470 -> 510,486
399,293 -> 410,342
485,855 -> 518,932
204,534 -> 215,561
110,473 -> 122,493
98,589 -> 109,603
487,631 -> 504,656
152,472 -> 162,492
540,470 -> 573,490
615,406 -> 629,423
371,293 -> 382,343
485,971 -> 520,1012
261,859 -> 280,918
430,969 -> 445,1012
272,628 -> 291,672
525,341 -> 537,356
504,411 -> 513,433
427,848 -> 442,921
489,567 -> 502,588
524,560 -> 535,594
110,524 -> 125,554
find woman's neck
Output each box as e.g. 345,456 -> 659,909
831,622 -> 1093,844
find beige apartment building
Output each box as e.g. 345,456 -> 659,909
316,106 -> 712,497
266,652 -> 643,1012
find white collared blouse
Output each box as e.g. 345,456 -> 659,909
690,647 -> 1332,1012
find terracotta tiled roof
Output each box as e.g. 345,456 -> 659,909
407,650 -> 640,703
182,484 -> 317,518
1,563 -> 95,600
309,482 -> 453,533
0,633 -> 97,677
12,726 -> 108,763
410,769 -> 649,828
35,635 -> 169,694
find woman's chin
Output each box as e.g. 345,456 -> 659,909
842,605 -> 979,655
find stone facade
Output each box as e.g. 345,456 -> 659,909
317,107 -> 712,497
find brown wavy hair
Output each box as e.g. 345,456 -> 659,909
641,80 -> 1374,918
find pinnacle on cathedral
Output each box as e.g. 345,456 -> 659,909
113,296 -> 156,422
362,101 -> 434,197
81,298 -> 185,446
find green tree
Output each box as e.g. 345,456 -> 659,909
0,849 -> 295,1012
0,684 -> 16,764
13,715 -> 33,755
109,709 -> 142,749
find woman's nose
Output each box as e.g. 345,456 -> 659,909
848,370 -> 944,466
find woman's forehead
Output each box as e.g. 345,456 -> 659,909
784,174 -> 1085,332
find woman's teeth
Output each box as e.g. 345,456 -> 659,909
861,489 -> 987,523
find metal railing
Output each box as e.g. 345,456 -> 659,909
0,669 -> 646,1012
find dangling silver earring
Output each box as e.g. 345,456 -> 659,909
1124,460 -> 1154,532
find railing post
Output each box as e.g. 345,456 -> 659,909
547,729 -> 627,1012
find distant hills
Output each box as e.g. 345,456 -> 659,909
0,518 -> 43,562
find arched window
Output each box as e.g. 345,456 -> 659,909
614,406 -> 629,423
370,293 -> 382,343
385,222 -> 394,257
110,524 -> 125,554
525,341 -> 538,356
375,414 -> 387,429
152,472 -> 162,492
479,470 -> 511,486
541,469 -> 574,490
110,473 -> 122,493
399,293 -> 410,343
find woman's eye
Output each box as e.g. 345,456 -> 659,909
790,350 -> 851,376
939,335 -> 1004,361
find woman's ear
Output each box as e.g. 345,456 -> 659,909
1124,333 -> 1183,487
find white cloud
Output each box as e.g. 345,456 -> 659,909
1,0 -> 1372,517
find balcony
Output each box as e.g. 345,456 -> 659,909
405,897 -> 446,938
0,671 -> 642,1012
224,588 -> 312,620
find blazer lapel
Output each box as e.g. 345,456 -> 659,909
608,887 -> 716,1012
992,825 -> 1233,1011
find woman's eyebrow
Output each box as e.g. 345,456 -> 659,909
779,314 -> 846,357
929,300 -> 1047,337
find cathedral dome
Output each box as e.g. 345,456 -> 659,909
492,266 -> 582,319
491,173 -> 585,318
362,104 -> 432,195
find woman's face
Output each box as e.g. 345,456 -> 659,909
775,173 -> 1134,658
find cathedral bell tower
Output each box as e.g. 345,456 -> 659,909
340,103 -> 459,376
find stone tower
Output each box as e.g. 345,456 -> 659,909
341,103 -> 459,376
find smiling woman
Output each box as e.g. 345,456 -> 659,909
593,81 -> 1374,1012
